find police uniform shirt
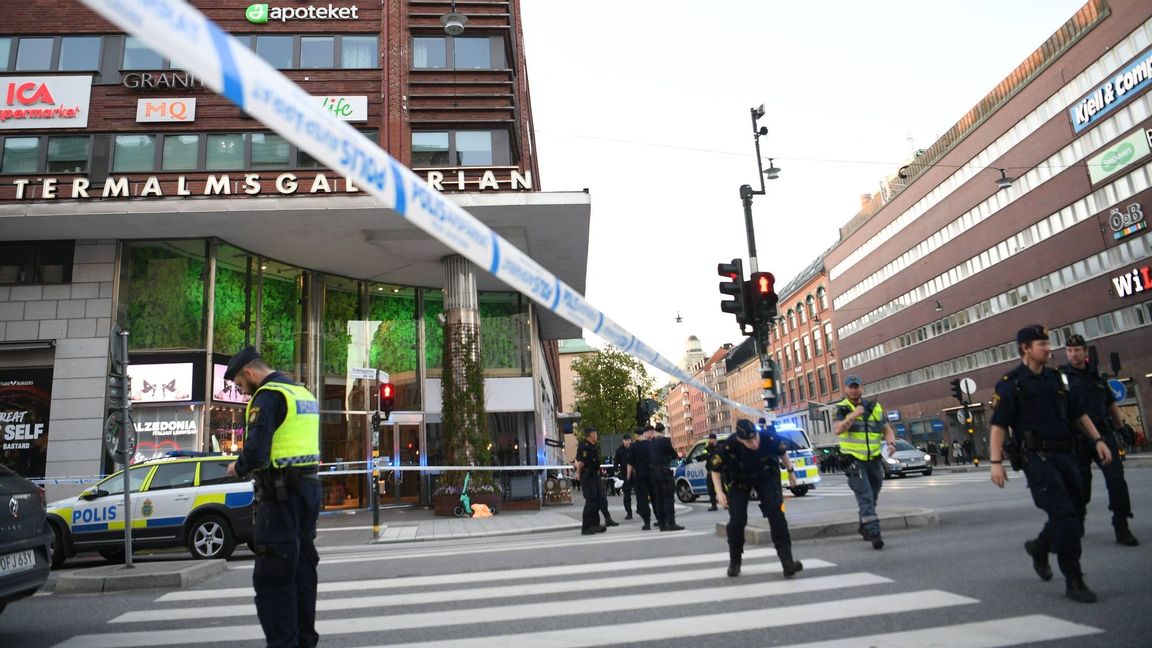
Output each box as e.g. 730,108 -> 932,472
990,363 -> 1085,441
613,445 -> 631,477
575,439 -> 601,475
708,431 -> 786,482
629,438 -> 652,475
235,371 -> 293,478
1059,363 -> 1115,431
648,436 -> 677,469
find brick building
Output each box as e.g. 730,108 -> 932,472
0,0 -> 591,507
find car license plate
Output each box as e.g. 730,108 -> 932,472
0,549 -> 36,577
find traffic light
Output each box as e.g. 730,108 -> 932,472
761,361 -> 778,411
379,382 -> 395,419
949,378 -> 964,404
749,271 -> 778,326
718,258 -> 749,331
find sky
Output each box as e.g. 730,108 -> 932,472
518,0 -> 1089,377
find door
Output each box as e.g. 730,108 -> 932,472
69,464 -> 153,550
135,460 -> 198,544
376,423 -> 422,505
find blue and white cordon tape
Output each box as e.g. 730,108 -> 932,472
79,0 -> 765,420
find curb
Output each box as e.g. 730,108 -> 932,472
716,508 -> 939,544
54,560 -> 227,594
370,521 -> 582,545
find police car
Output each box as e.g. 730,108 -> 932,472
44,455 -> 254,568
674,423 -> 821,503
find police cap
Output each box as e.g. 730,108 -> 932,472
1065,334 -> 1087,348
735,419 -> 758,440
707,433 -> 717,440
1016,325 -> 1049,345
583,426 -> 598,435
845,374 -> 863,387
654,422 -> 666,433
224,345 -> 262,382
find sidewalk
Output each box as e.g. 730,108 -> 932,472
316,504 -> 584,544
717,507 -> 939,545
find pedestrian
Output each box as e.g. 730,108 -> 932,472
628,426 -> 655,530
989,325 -> 1113,603
833,374 -> 897,550
613,434 -> 635,521
952,439 -> 964,464
962,437 -> 974,464
649,423 -> 684,531
1059,335 -> 1139,546
943,439 -> 951,466
224,346 -> 322,648
927,440 -> 938,467
575,427 -> 615,535
710,419 -> 804,578
704,433 -> 720,510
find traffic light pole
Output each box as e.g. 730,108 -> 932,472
740,107 -> 776,419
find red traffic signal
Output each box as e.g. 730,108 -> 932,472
753,272 -> 775,294
379,382 -> 395,415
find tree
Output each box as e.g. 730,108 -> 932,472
571,346 -> 655,437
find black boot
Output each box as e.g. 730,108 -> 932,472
870,532 -> 884,550
857,524 -> 869,541
781,559 -> 804,578
581,528 -> 596,536
1065,577 -> 1098,603
1024,540 -> 1053,581
604,517 -> 620,527
641,521 -> 651,530
727,554 -> 741,577
625,513 -> 633,520
1115,520 -> 1140,547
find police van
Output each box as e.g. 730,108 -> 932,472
44,455 -> 254,568
674,423 -> 820,503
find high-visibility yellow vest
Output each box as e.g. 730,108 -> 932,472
245,380 -> 320,470
836,398 -> 885,460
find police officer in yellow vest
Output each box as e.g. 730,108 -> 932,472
833,374 -> 897,549
225,346 -> 322,648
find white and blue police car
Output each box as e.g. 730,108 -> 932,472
44,454 -> 254,567
674,423 -> 821,503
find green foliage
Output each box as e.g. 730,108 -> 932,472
124,246 -> 204,350
260,275 -> 298,371
571,345 -> 654,436
368,293 -> 418,373
321,287 -> 359,376
213,264 -> 247,354
440,324 -> 492,488
479,298 -> 527,371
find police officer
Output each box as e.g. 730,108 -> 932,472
648,423 -> 684,531
613,434 -> 634,520
575,427 -> 609,535
989,325 -> 1113,603
224,346 -> 322,648
1059,334 -> 1138,546
833,374 -> 897,549
710,419 -> 803,578
704,433 -> 719,511
628,425 -> 655,530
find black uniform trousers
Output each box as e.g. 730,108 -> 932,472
649,469 -> 676,527
252,476 -> 322,648
706,469 -> 718,507
726,474 -> 793,563
596,476 -> 613,522
581,473 -> 605,530
632,471 -> 652,524
1076,435 -> 1132,524
1025,452 -> 1086,580
621,476 -> 633,517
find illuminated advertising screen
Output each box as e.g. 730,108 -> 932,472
128,362 -> 194,403
212,363 -> 251,403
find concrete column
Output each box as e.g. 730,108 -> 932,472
441,255 -> 482,466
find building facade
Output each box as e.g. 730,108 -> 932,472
0,0 -> 591,507
827,0 -> 1151,456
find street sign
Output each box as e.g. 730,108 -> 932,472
959,378 -> 977,397
104,412 -> 137,458
956,411 -> 967,425
349,367 -> 380,380
1108,379 -> 1127,401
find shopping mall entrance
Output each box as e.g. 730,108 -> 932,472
377,419 -> 424,506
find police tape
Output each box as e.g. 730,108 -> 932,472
77,0 -> 765,420
30,465 -> 579,486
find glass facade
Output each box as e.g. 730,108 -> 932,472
115,239 -> 539,509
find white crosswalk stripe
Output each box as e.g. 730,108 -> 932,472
51,533 -> 1106,648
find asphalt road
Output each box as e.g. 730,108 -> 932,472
4,465 -> 1150,647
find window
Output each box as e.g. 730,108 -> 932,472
807,372 -> 816,399
824,322 -> 834,352
146,462 -> 196,491
162,134 -> 200,171
817,367 -> 828,395
412,36 -> 447,69
2,137 -> 40,174
797,304 -> 806,324
255,35 -> 293,69
0,241 -> 74,284
829,364 -> 840,391
58,36 -> 101,71
101,465 -> 151,496
787,310 -> 795,329
46,136 -> 89,173
0,38 -> 11,71
817,287 -> 828,310
454,37 -> 491,69
206,134 -> 246,170
113,135 -> 156,172
798,378 -> 806,401
251,133 -> 289,168
341,36 -> 376,69
802,335 -> 811,361
15,37 -> 52,70
807,296 -> 817,319
792,341 -> 801,365
123,36 -> 163,69
300,36 -> 334,68
788,379 -> 796,404
411,129 -> 512,167
813,332 -> 823,357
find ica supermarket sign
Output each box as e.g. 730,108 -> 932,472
0,76 -> 91,130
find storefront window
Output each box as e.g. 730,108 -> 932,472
113,135 -> 156,172
206,134 -> 245,170
480,292 -> 529,376
422,289 -> 445,376
162,135 -> 199,171
212,245 -> 253,356
46,136 -> 89,173
368,285 -> 419,411
122,241 -> 207,351
259,259 -> 306,378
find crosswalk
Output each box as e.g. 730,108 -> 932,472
806,472 -> 993,497
50,528 -> 1104,648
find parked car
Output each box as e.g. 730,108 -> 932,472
45,455 -> 254,568
674,423 -> 821,502
0,464 -> 52,616
882,439 -> 933,478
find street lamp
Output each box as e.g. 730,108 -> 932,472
440,0 -> 468,35
764,158 -> 781,181
995,168 -> 1014,191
